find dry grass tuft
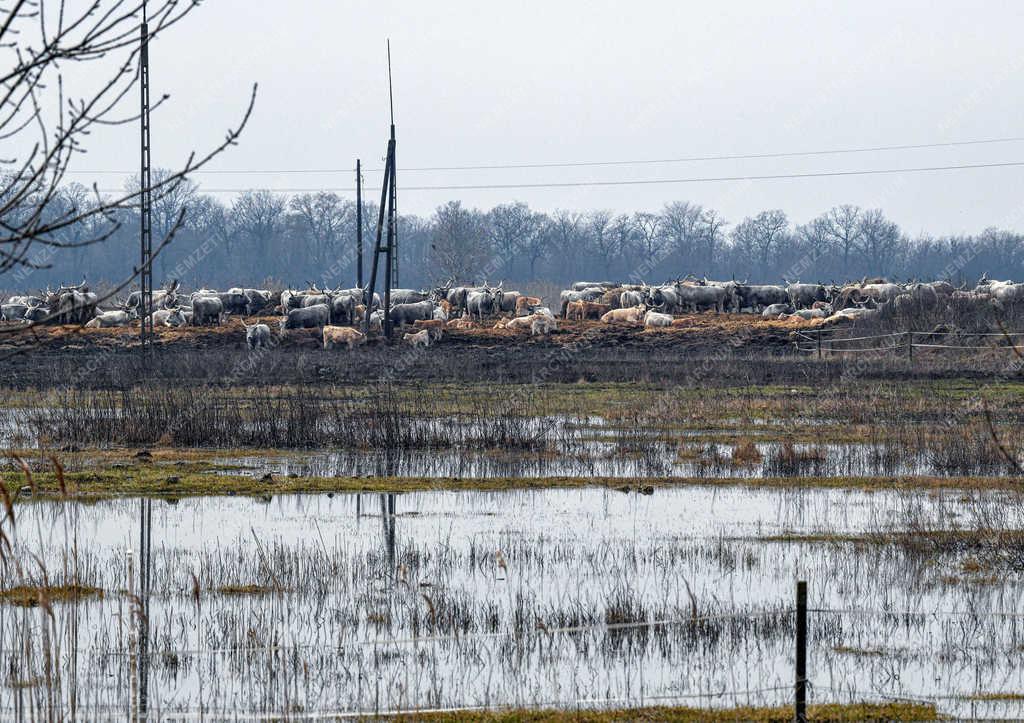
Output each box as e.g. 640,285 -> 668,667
0,584 -> 102,607
396,701 -> 940,722
731,439 -> 763,465
216,584 -> 277,596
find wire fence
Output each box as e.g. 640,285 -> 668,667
793,327 -> 1024,357
77,585 -> 1024,721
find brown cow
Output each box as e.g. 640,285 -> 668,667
403,329 -> 431,347
515,295 -> 542,316
579,301 -> 611,319
323,325 -> 366,350
413,318 -> 446,341
567,300 -> 611,320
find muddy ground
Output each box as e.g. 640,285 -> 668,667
0,313 -> 1013,388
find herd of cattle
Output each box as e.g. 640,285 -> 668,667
557,275 -> 1023,325
1,274 -> 1021,350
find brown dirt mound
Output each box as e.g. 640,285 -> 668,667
0,312 -> 817,355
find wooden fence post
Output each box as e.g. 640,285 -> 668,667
816,331 -> 822,360
906,331 -> 913,361
795,580 -> 807,723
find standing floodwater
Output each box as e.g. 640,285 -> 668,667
4,485 -> 1024,719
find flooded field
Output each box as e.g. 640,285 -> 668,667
4,485 -> 1024,719
2,380 -> 1022,718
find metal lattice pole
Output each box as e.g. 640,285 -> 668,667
139,7 -> 153,354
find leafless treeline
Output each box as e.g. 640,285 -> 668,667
5,181 -> 1023,294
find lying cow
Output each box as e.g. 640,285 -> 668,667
644,311 -> 673,328
501,316 -> 535,332
149,307 -> 188,327
531,315 -> 555,336
323,325 -> 366,350
447,317 -> 476,330
779,309 -> 828,321
761,303 -> 793,318
403,329 -> 431,348
600,305 -> 645,325
85,309 -> 136,328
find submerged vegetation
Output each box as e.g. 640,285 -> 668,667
399,701 -> 941,721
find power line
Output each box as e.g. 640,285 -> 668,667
70,134 -> 1024,175
95,159 -> 1024,194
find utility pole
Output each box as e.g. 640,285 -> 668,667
387,40 -> 398,289
138,1 -> 153,355
364,41 -> 398,340
356,159 -> 364,289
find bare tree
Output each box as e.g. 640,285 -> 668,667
585,210 -> 619,278
428,201 -> 487,282
632,211 -> 664,259
696,208 -> 727,274
289,192 -> 349,267
819,205 -> 864,269
545,209 -> 584,281
660,201 -> 704,269
856,208 -> 902,275
732,209 -> 789,267
486,201 -> 542,279
232,190 -> 287,273
0,0 -> 255,289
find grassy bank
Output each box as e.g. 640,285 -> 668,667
2,458 -> 1021,501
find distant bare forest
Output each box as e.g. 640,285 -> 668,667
5,174 -> 1022,292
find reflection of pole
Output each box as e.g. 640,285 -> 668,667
379,493 -> 396,573
138,498 -> 153,717
795,580 -> 807,723
128,549 -> 136,720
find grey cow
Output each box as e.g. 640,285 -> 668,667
243,321 -> 272,349
389,300 -> 435,326
281,303 -> 330,330
191,296 -> 224,326
786,283 -> 829,309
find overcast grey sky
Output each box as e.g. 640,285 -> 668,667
75,0 -> 1024,235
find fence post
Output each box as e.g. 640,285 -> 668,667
816,331 -> 821,360
795,579 -> 807,723
906,331 -> 913,361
